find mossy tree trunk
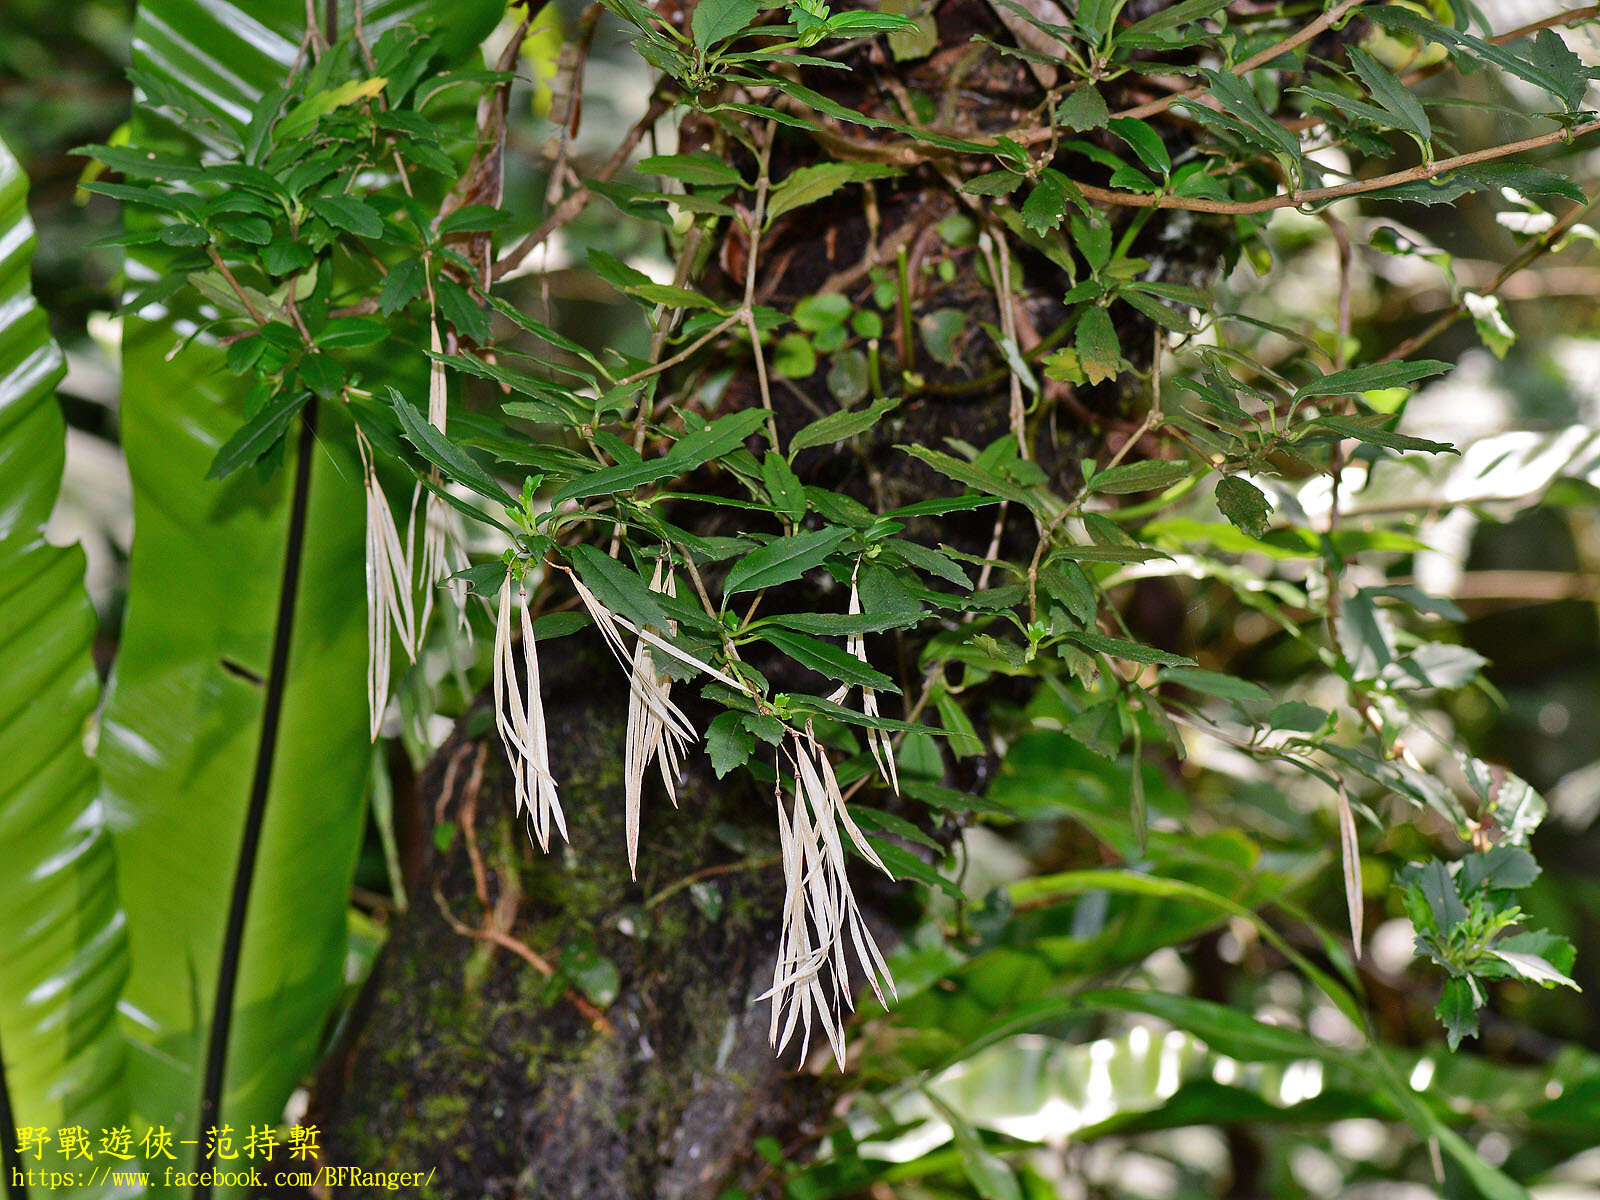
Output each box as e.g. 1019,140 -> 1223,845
313,639 -> 821,1199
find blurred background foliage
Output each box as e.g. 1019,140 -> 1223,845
6,0 -> 1600,1196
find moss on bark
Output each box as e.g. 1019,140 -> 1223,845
312,638 -> 824,1199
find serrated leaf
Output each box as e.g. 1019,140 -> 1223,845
1215,474 -> 1272,537
761,451 -> 805,521
706,711 -> 754,777
1437,976 -> 1480,1049
756,627 -> 898,691
1087,458 -> 1189,494
723,526 -> 849,596
1020,168 -> 1084,234
1310,414 -> 1456,455
207,389 -> 308,479
1056,84 -> 1109,131
790,395 -> 900,454
308,192 -> 383,239
692,0 -> 761,45
1076,305 -> 1121,385
1066,629 -> 1194,666
765,162 -> 901,225
388,386 -> 507,501
568,543 -> 672,631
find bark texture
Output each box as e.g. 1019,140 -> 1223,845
313,638 -> 823,1199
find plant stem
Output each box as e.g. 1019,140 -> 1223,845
192,402 -> 319,1198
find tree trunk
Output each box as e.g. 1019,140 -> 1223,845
312,636 -> 825,1199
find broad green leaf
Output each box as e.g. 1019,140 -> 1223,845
692,0 -> 761,46
723,526 -> 849,596
1086,458 -> 1188,494
1020,168 -> 1084,234
765,162 -> 901,225
755,627 -> 899,692
104,317 -> 373,1180
0,132 -> 133,1179
1075,305 -> 1121,385
1215,474 -> 1272,537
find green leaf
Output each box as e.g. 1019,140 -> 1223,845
436,203 -> 514,236
1020,168 -> 1084,235
921,1092 -> 1023,1200
1056,84 -> 1109,131
639,151 -> 745,186
105,325 -> 372,1164
790,396 -> 901,455
756,627 -> 899,691
568,543 -> 673,632
380,256 -> 426,315
1309,414 -> 1457,455
772,332 -> 817,378
389,387 -> 508,501
1490,947 -> 1580,990
1079,989 -> 1332,1063
1347,48 -> 1432,152
436,275 -> 492,343
692,0 -> 761,45
706,711 -> 755,777
1121,0 -> 1229,35
1418,859 -> 1469,933
1065,629 -> 1195,667
555,409 -> 769,502
762,451 -> 806,521
276,75 -> 387,140
724,527 -> 850,596
1437,977 -> 1480,1050
308,192 -> 384,239
765,162 -> 901,225
1087,458 -> 1188,494
1107,117 -> 1170,177
1159,667 -> 1271,706
1215,474 -> 1272,537
207,389 -> 310,479
0,133 -> 133,1177
1290,359 -> 1450,402
1075,305 -> 1121,385
900,444 -> 1046,513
